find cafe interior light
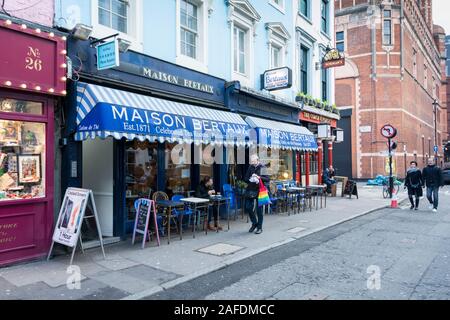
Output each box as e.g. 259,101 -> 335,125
5,20 -> 12,25
35,28 -> 41,34
20,84 -> 27,89
72,23 -> 93,41
61,76 -> 67,82
118,38 -> 132,53
61,49 -> 67,55
48,88 -> 55,93
62,36 -> 67,41
4,81 -> 12,86
21,24 -> 27,29
61,63 -> 67,68
49,32 -> 55,37
61,90 -> 67,95
35,86 -> 41,91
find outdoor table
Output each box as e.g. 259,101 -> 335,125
180,197 -> 210,238
156,200 -> 186,244
307,185 -> 327,210
287,187 -> 306,214
209,196 -> 232,231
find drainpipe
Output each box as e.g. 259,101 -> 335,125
400,0 -> 404,79
370,2 -> 378,177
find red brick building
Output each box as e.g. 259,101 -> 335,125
334,0 -> 448,179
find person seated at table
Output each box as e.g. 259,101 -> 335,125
196,176 -> 223,231
323,166 -> 336,194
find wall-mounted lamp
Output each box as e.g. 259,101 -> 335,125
72,23 -> 93,41
318,123 -> 332,140
118,38 -> 132,53
334,128 -> 344,143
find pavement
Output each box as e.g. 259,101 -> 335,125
0,184 -> 408,300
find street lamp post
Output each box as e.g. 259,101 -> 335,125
433,99 -> 438,164
422,135 -> 425,166
428,137 -> 431,161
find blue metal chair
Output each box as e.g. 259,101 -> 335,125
171,195 -> 193,228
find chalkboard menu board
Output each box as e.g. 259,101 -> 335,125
132,199 -> 159,249
136,201 -> 149,233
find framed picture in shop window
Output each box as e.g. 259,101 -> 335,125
17,154 -> 41,184
0,120 -> 20,146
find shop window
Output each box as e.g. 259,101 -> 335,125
309,153 -> 318,174
125,141 -> 158,219
0,98 -> 43,115
0,120 -> 46,201
165,143 -> 191,197
197,144 -> 214,184
263,149 -> 293,182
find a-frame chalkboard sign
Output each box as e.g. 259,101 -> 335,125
132,199 -> 160,249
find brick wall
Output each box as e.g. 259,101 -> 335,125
335,0 -> 447,178
3,0 -> 54,27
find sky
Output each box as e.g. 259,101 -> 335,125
433,0 -> 450,35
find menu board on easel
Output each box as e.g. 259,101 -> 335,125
132,199 -> 159,249
48,188 -> 106,265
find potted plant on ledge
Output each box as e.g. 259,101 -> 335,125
332,104 -> 340,116
295,92 -> 307,103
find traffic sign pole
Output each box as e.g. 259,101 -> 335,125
389,138 -> 394,199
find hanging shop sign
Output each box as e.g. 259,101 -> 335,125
260,67 -> 292,91
300,111 -> 337,127
322,48 -> 345,69
0,20 -> 67,95
96,38 -> 120,71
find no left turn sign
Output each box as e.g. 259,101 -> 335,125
381,124 -> 397,139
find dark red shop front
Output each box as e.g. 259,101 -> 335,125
0,18 -> 66,266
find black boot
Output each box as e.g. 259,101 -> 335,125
249,225 -> 257,233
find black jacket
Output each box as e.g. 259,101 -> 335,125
405,168 -> 423,190
422,165 -> 444,188
196,183 -> 213,199
245,164 -> 270,195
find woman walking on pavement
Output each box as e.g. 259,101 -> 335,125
404,161 -> 423,211
244,154 -> 270,235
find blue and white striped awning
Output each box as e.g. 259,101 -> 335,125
75,83 -> 250,146
245,116 -> 318,151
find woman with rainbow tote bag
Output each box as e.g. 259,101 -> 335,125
244,155 -> 270,235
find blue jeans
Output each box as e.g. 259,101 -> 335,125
246,198 -> 263,229
426,187 -> 440,209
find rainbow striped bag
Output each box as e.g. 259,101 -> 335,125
258,180 -> 271,207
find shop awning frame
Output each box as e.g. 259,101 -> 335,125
245,116 -> 318,151
74,83 -> 251,147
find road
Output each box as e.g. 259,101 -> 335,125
145,187 -> 450,300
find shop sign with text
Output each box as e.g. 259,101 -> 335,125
0,21 -> 67,95
322,48 -> 345,69
261,67 -> 292,91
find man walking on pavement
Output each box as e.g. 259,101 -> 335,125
422,158 -> 444,212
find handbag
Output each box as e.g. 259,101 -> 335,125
258,180 -> 271,207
